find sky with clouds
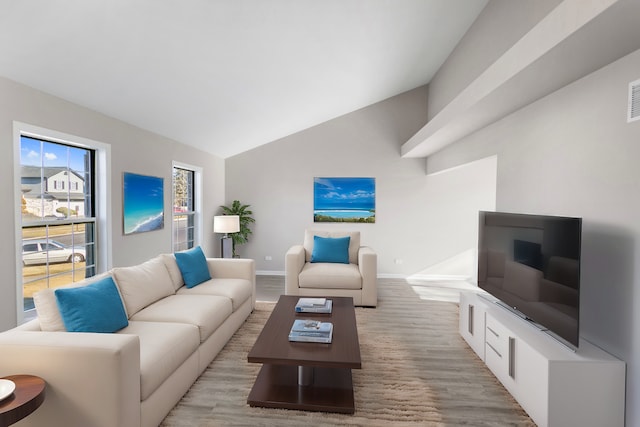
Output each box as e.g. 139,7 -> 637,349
314,177 -> 375,211
20,136 -> 89,172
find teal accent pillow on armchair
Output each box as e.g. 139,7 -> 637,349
311,235 -> 351,264
55,276 -> 129,333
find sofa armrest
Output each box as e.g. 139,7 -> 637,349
358,246 -> 378,307
0,331 -> 140,427
207,257 -> 256,308
285,245 -> 306,295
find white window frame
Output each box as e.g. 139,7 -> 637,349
13,122 -> 112,324
172,161 -> 203,251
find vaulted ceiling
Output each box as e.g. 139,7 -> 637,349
0,0 -> 487,158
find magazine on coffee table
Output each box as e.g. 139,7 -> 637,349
288,319 -> 333,343
295,298 -> 333,313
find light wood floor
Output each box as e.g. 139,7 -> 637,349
255,275 -> 476,304
162,275 -> 534,426
255,275 -> 286,302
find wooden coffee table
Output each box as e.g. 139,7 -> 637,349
247,295 -> 361,414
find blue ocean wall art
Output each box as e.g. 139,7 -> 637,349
123,172 -> 165,235
313,177 -> 375,223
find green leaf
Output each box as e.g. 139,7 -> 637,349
219,200 -> 255,257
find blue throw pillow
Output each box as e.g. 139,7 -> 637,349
175,246 -> 212,288
55,277 -> 129,333
311,235 -> 350,264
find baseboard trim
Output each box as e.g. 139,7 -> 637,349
407,274 -> 472,282
376,273 -> 405,279
257,270 -> 285,276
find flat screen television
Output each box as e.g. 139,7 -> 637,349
477,211 -> 582,348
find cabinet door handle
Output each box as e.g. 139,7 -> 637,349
508,336 -> 515,379
487,326 -> 499,338
487,342 -> 502,358
468,304 -> 474,335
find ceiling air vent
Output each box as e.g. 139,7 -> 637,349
629,79 -> 640,123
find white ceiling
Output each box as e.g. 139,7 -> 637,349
0,0 -> 487,158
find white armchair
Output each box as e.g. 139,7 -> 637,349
285,230 -> 377,307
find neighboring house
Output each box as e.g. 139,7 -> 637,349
21,166 -> 86,218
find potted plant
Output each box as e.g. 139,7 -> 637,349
220,200 -> 255,257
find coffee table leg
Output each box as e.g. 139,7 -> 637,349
298,366 -> 314,386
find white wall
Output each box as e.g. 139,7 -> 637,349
225,86 -> 496,276
0,76 -> 225,331
429,48 -> 640,427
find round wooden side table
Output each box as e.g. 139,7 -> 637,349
0,375 -> 45,427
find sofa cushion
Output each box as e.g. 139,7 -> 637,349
304,230 -> 360,264
299,262 -> 362,289
130,295 -> 232,343
55,277 -> 129,333
160,253 -> 185,291
174,246 -> 211,288
177,278 -> 252,311
33,290 -> 66,332
311,235 -> 350,264
33,271 -> 113,332
112,256 -> 176,317
117,320 -> 200,401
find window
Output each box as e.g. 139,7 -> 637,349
172,164 -> 201,252
15,123 -> 111,324
20,135 -> 96,316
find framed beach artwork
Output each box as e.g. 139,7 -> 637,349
123,172 -> 164,235
314,177 -> 375,223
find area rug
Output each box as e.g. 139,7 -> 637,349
161,283 -> 535,426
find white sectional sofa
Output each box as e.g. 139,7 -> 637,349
0,251 -> 255,427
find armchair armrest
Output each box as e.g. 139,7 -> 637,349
207,257 -> 256,308
358,246 -> 378,307
0,331 -> 140,427
285,245 -> 306,295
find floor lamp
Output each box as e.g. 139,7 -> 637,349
213,215 -> 240,258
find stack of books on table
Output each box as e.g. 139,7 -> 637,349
288,319 -> 333,343
294,297 -> 332,313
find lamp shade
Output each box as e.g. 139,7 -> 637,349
213,215 -> 240,234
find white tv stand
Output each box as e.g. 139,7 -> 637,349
459,291 -> 625,427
